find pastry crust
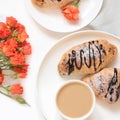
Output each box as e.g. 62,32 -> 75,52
32,0 -> 75,8
58,40 -> 117,75
82,68 -> 120,103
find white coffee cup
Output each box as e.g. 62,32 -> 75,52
56,80 -> 96,120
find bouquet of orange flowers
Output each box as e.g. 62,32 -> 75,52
0,16 -> 31,105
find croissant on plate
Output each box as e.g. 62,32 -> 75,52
58,40 -> 117,75
32,0 -> 75,8
82,68 -> 120,103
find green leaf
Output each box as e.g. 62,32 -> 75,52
5,86 -> 11,91
0,56 -> 13,70
16,97 -> 30,106
74,0 -> 81,7
0,51 -> 4,56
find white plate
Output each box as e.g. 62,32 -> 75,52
25,0 -> 103,33
37,30 -> 120,120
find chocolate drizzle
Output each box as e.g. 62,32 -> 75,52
108,68 -> 117,89
67,41 -> 106,75
105,68 -> 120,102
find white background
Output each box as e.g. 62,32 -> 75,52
0,0 -> 120,120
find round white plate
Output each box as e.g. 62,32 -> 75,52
37,30 -> 120,120
25,0 -> 103,33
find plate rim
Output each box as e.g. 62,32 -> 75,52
35,30 -> 120,119
25,0 -> 103,33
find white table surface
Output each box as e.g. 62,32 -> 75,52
0,0 -> 120,120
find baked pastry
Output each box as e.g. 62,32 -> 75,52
82,68 -> 120,103
58,40 -> 117,75
32,0 -> 75,8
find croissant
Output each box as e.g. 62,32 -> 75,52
32,0 -> 75,8
58,40 -> 117,75
82,68 -> 120,103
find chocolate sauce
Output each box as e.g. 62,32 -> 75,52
67,41 -> 106,75
105,68 -> 119,102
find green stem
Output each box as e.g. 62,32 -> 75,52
0,90 -> 12,98
0,90 -> 30,106
4,73 -> 18,79
0,85 -> 10,92
4,73 -> 13,76
74,0 -> 81,7
0,85 -> 7,90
